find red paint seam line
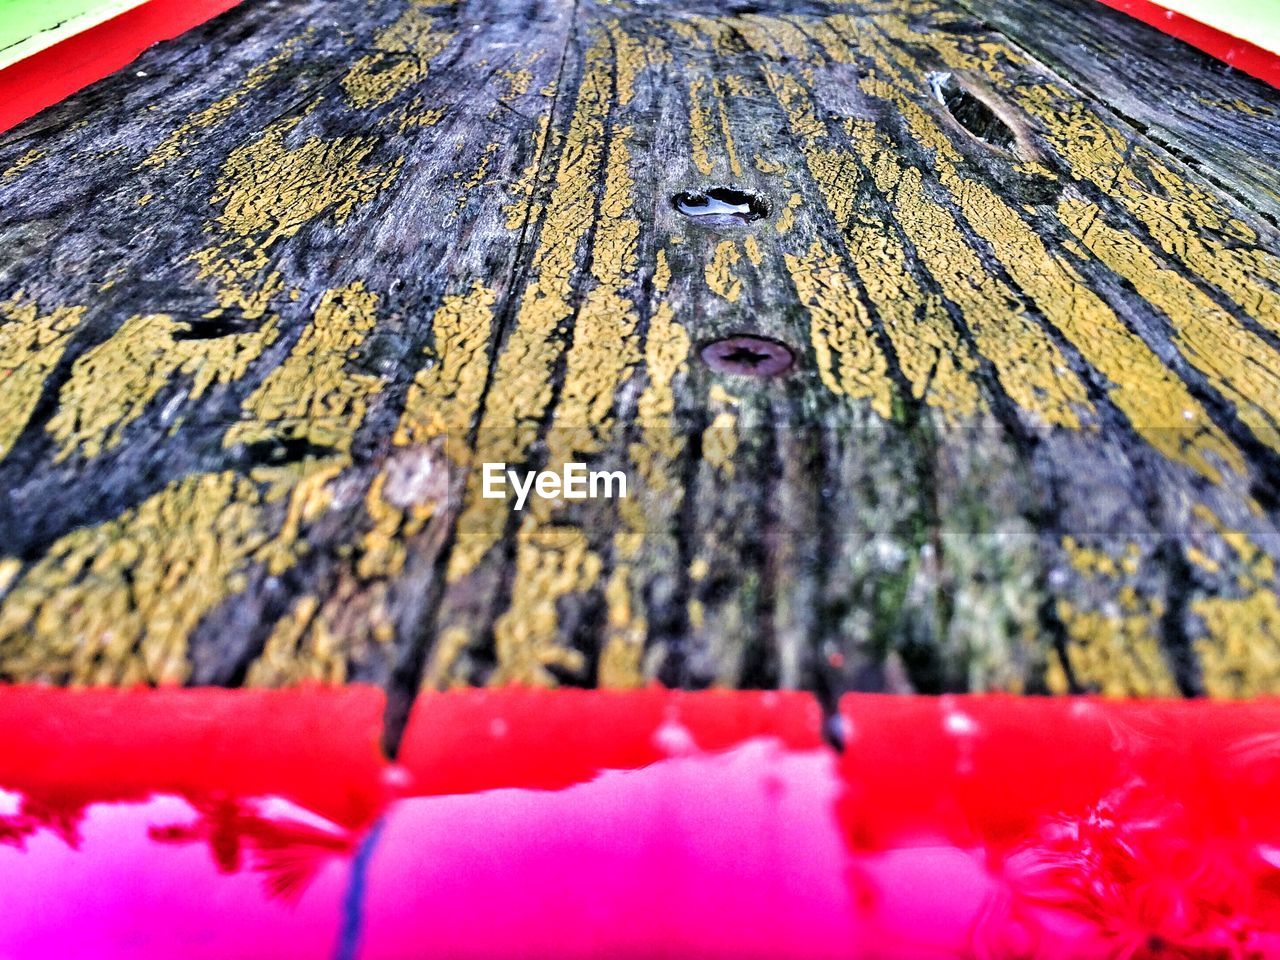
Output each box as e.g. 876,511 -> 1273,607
1093,0 -> 1280,89
0,0 -> 242,135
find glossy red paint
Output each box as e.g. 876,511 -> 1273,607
2,687 -> 1280,957
1094,0 -> 1280,89
0,0 -> 242,134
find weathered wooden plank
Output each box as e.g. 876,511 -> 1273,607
1,0 -> 1279,709
962,0 -> 1280,224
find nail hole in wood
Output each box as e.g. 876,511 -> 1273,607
171,316 -> 257,340
240,437 -> 339,466
929,73 -> 1016,151
672,187 -> 770,226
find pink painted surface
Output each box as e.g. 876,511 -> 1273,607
0,688 -> 1279,956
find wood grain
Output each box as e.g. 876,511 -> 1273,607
1,0 -> 1279,717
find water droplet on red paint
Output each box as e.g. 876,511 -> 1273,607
653,719 -> 697,757
381,764 -> 413,790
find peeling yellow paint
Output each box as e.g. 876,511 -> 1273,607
343,0 -> 455,109
489,525 -> 597,685
246,595 -> 322,685
703,384 -> 738,477
246,570 -> 397,686
49,312 -> 278,461
0,294 -> 86,460
759,62 -> 984,421
705,240 -> 743,302
1190,506 -> 1280,697
451,141 -> 499,218
716,78 -> 744,178
141,39 -> 302,170
785,240 -> 894,417
1,148 -> 44,182
356,453 -> 442,581
0,472 -> 280,685
448,29 -> 631,581
1021,87 -> 1280,341
193,111 -> 403,318
876,10 -> 1280,344
1056,537 -> 1178,697
774,192 -> 802,236
395,281 -> 496,452
688,77 -> 716,176
847,28 -> 1244,481
1061,196 -> 1280,458
491,47 -> 646,684
0,559 -> 18,597
504,113 -> 554,230
225,281 -> 385,454
601,249 -> 692,687
850,115 -> 1087,429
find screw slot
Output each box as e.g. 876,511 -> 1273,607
701,336 -> 794,377
672,187 -> 770,226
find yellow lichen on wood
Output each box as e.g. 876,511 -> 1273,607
224,282 -> 384,453
48,312 -> 278,461
0,294 -> 85,460
785,240 -> 894,418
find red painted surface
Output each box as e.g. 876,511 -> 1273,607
1094,0 -> 1280,89
0,0 -> 242,135
2,688 -> 1280,956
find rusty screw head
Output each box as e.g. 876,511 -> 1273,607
701,335 -> 794,377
